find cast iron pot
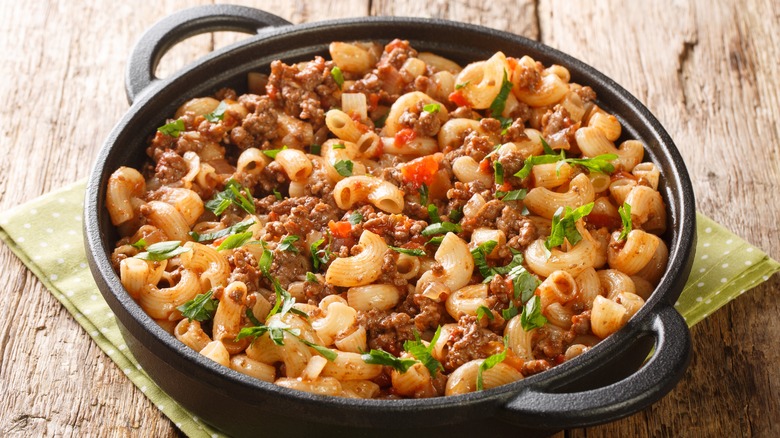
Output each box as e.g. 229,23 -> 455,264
84,5 -> 697,437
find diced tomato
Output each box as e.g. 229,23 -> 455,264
212,236 -> 229,248
267,86 -> 278,101
400,155 -> 440,188
268,211 -> 279,221
368,93 -> 380,111
448,90 -> 470,107
394,127 -> 417,146
328,220 -> 353,239
385,39 -> 407,53
554,354 -> 566,365
478,158 -> 492,173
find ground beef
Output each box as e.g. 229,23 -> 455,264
576,86 -> 597,104
570,310 -> 591,335
268,245 -> 310,288
376,250 -> 409,287
501,118 -> 530,144
448,106 -> 480,120
230,96 -> 278,150
153,150 -> 188,185
396,292 -> 447,333
397,101 -> 442,137
267,57 -> 339,131
441,316 -> 504,372
541,104 -> 573,139
362,212 -> 428,247
532,325 -> 576,360
460,130 -> 496,162
522,359 -> 552,376
514,60 -> 543,91
497,206 -> 538,251
358,309 -> 416,356
226,248 -> 262,294
462,199 -> 504,231
214,87 -> 237,101
302,278 -> 339,304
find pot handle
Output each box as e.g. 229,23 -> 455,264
500,305 -> 691,429
125,4 -> 292,104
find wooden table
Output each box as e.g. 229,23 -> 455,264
2,0 -> 778,436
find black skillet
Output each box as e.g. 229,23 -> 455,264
84,5 -> 697,437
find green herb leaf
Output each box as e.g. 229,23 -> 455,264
520,295 -> 547,331
426,235 -> 444,246
489,70 -> 513,118
513,152 -> 565,180
494,161 -> 504,185
334,159 -> 354,177
130,238 -> 147,249
545,202 -> 595,250
476,305 -> 494,321
236,324 -> 270,341
177,290 -> 218,322
245,307 -> 262,326
204,101 -> 228,123
332,143 -> 346,150
205,179 -> 256,216
258,246 -> 273,274
278,235 -> 301,253
310,144 -> 322,155
497,189 -> 527,202
403,326 -> 443,376
418,184 -> 429,206
565,153 -> 618,174
216,231 -> 253,250
421,221 -> 462,236
134,240 -> 190,261
427,204 -> 441,223
361,349 -> 418,373
540,136 -> 556,155
310,237 -> 333,271
618,202 -> 632,241
422,103 -> 441,114
263,145 -> 288,159
299,338 -> 338,361
331,66 -> 344,89
501,301 -> 519,320
455,81 -> 470,90
471,240 -> 499,278
157,119 -> 185,137
476,341 -> 508,391
348,211 -> 363,225
448,207 -> 464,222
306,272 -> 318,283
190,219 -> 255,243
389,246 -> 426,257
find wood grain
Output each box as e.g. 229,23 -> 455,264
1,0 -> 778,437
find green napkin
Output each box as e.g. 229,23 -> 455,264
1,179 -> 778,438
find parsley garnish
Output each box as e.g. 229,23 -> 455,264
215,231 -> 253,250
263,146 -> 288,159
157,119 -> 185,137
245,308 -> 262,326
455,81 -> 470,90
205,179 -> 256,216
389,246 -> 426,257
448,207 -> 464,222
421,221 -> 462,236
501,301 -> 519,320
310,237 -> 333,271
190,219 -> 255,243
177,290 -> 218,322
495,189 -> 527,202
418,184 -> 429,206
489,70 -> 513,118
273,189 -> 283,200
422,103 -> 441,114
471,241 -> 498,278
494,161 -> 504,185
237,320 -> 331,361
361,349 -> 417,373
332,143 -> 346,150
310,144 -> 322,155
306,272 -> 318,283
476,305 -> 494,321
278,235 -> 300,253
618,202 -> 632,241
545,203 -> 595,250
541,136 -> 556,155
402,326 -> 444,376
520,295 -> 547,331
348,211 -> 363,225
426,235 -> 445,246
331,66 -> 344,89
514,151 -> 565,180
427,204 -> 441,223
204,101 -> 228,123
130,238 -> 147,249
334,159 -> 354,177
562,154 -> 617,175
134,240 -> 190,261
476,339 -> 508,391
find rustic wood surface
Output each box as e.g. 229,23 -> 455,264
1,0 -> 778,436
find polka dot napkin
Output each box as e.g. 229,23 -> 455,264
0,179 -> 778,437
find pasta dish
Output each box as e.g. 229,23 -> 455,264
105,39 -> 668,399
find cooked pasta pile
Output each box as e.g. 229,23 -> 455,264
106,39 -> 668,399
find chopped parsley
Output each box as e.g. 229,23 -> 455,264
278,235 -> 301,253
334,159 -> 354,177
361,349 -> 418,373
494,161 -> 504,185
190,219 -> 255,243
310,144 -> 322,155
455,81 -> 470,90
310,236 -> 334,271
476,305 -> 494,321
215,231 -> 253,250
332,143 -> 346,150
403,326 -> 444,376
177,290 -> 218,322
305,272 -> 319,283
157,119 -> 185,137
545,202 -> 595,250
130,238 -> 147,249
495,189 -> 527,202
425,235 -> 445,246
471,242 -> 539,303
205,179 -> 256,216
520,295 -> 547,331
133,240 -> 190,261
471,240 -> 499,278
488,70 -> 513,118
476,339 -> 508,391
204,101 -> 228,123
427,204 -> 441,223
262,146 -> 288,159
448,207 -> 464,222
422,103 -> 441,114
331,66 -> 344,89
618,202 -> 632,241
389,246 -> 426,257
418,184 -> 429,206
273,189 -> 283,200
421,221 -> 462,236
348,211 -> 363,225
